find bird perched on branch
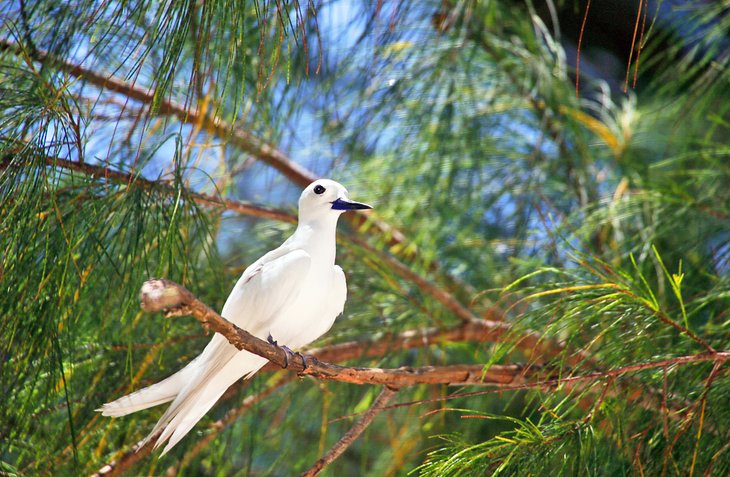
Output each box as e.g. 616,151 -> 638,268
98,179 -> 372,454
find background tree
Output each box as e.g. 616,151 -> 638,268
1,0 -> 729,476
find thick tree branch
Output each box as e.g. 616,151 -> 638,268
300,387 -> 398,477
143,279 -> 722,417
139,279 -> 534,387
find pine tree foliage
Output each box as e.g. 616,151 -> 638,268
1,1 -> 729,476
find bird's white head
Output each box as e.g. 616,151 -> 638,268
298,179 -> 372,225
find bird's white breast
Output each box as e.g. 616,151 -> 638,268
267,261 -> 346,349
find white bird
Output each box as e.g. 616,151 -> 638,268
98,179 -> 371,455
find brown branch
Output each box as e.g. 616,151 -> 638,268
161,322 -> 536,468
139,279 -> 534,387
0,149 -> 295,223
97,278 -> 727,473
385,351 -> 730,412
300,386 -> 397,477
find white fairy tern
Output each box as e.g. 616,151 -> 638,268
98,179 -> 372,455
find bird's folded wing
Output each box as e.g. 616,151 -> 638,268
142,250 -> 313,453
221,248 -> 312,338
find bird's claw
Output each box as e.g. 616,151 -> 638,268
266,334 -> 315,371
280,345 -> 296,369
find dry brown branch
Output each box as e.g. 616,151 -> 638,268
300,386 -> 398,477
384,351 -> 730,412
138,279 -> 534,387
155,321 -> 525,473
158,321 -> 537,471
94,279 -> 729,474
87,279 -> 533,475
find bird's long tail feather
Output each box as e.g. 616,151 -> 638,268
156,351 -> 267,455
97,361 -> 197,417
99,335 -> 269,454
139,336 -> 268,454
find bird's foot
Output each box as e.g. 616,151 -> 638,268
267,334 -> 295,368
266,334 -> 316,370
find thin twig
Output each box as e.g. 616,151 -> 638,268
141,279 -> 719,420
300,386 -> 398,477
575,0 -> 591,96
0,150 -> 295,223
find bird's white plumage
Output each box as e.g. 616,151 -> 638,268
98,179 -> 370,455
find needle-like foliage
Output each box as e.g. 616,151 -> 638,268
1,1 -> 729,476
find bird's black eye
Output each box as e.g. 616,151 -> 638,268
313,185 -> 326,195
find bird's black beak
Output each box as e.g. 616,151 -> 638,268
330,198 -> 372,211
